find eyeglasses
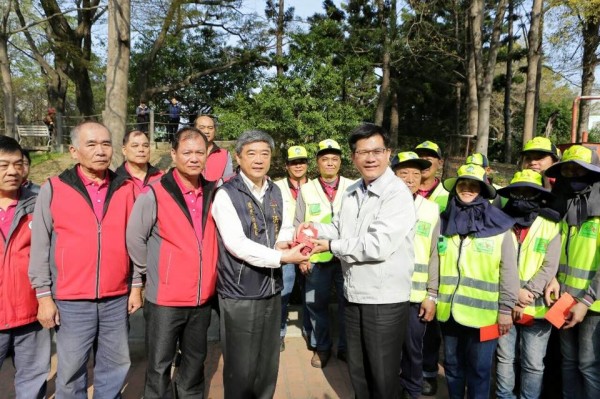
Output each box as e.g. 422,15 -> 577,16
196,125 -> 215,131
354,148 -> 388,158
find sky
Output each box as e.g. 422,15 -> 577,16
241,0 -> 343,20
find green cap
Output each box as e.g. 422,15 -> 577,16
497,169 -> 551,197
286,145 -> 308,161
415,140 -> 442,159
443,164 -> 496,199
466,153 -> 489,168
317,139 -> 342,156
391,151 -> 432,170
522,137 -> 560,160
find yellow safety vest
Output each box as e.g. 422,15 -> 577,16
301,176 -> 353,263
511,217 -> 560,318
274,178 -> 298,226
558,217 -> 600,312
429,183 -> 449,213
437,233 -> 505,328
410,196 -> 440,303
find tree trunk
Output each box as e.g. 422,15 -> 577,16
104,0 -> 130,168
390,90 -> 399,149
504,0 -> 515,163
275,0 -> 284,77
474,0 -> 508,155
522,0 -> 543,145
374,0 -> 392,126
577,18 -> 600,141
466,11 -> 478,138
0,36 -> 16,138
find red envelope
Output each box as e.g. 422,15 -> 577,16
515,314 -> 535,326
293,226 -> 318,256
544,292 -> 577,329
480,324 -> 500,342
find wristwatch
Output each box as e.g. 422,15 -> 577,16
426,295 -> 438,304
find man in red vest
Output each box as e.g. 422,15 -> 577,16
194,114 -> 234,181
0,136 -> 50,398
29,121 -> 140,398
127,127 -> 219,398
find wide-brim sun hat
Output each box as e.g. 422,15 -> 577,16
497,169 -> 551,198
545,145 -> 600,178
414,140 -> 442,159
521,136 -> 561,161
286,145 -> 308,161
443,164 -> 497,199
391,151 -> 432,170
317,139 -> 342,156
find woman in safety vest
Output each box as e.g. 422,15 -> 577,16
494,169 -> 561,399
437,164 -> 519,399
544,145 -> 600,399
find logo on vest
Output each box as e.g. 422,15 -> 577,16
533,238 -> 549,254
309,203 -> 321,215
474,238 -> 494,254
416,220 -> 432,237
580,221 -> 599,239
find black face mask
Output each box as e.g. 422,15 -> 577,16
503,198 -> 539,227
554,175 -> 596,196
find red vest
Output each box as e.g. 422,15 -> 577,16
49,176 -> 135,300
148,178 -> 218,306
0,199 -> 37,330
203,148 -> 229,181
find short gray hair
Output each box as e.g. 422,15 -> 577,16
70,120 -> 109,148
235,130 -> 275,155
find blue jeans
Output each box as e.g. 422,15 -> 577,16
280,263 -> 296,338
560,312 -> 600,399
496,319 -> 552,399
441,317 -> 497,399
399,303 -> 428,399
304,261 -> 346,352
56,296 -> 131,399
0,322 -> 50,399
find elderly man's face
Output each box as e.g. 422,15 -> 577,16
0,151 -> 24,195
235,141 -> 271,185
171,134 -> 207,180
70,123 -> 113,175
394,165 -> 422,194
195,116 -> 216,144
122,133 -> 150,166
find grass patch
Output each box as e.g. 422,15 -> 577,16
30,152 -> 65,166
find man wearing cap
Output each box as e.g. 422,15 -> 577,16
305,123 -> 416,398
494,169 -> 561,399
274,145 -> 309,352
466,152 -> 501,189
295,139 -> 353,368
521,137 -> 561,188
437,164 -> 518,399
543,145 -> 600,398
391,152 -> 440,399
211,130 -> 309,398
414,140 -> 448,395
415,140 -> 449,213
194,114 -> 234,181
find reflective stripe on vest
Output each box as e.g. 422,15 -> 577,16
437,233 -> 504,328
512,217 -> 560,318
301,177 -> 352,263
410,196 -> 440,303
558,218 -> 600,312
274,179 -> 297,226
429,183 -> 449,213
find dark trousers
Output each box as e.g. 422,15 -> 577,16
422,318 -> 441,378
399,303 -> 428,399
345,300 -> 409,399
219,294 -> 281,399
144,301 -> 212,399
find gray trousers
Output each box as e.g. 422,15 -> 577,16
0,322 -> 51,399
219,294 -> 281,399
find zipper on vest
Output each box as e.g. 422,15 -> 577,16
196,239 -> 202,306
449,236 -> 465,308
237,262 -> 245,285
256,203 -> 275,295
96,223 -> 102,298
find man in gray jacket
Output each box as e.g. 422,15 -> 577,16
306,123 -> 416,398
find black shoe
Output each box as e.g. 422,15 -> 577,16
337,350 -> 347,363
421,377 -> 438,396
280,337 -> 285,352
